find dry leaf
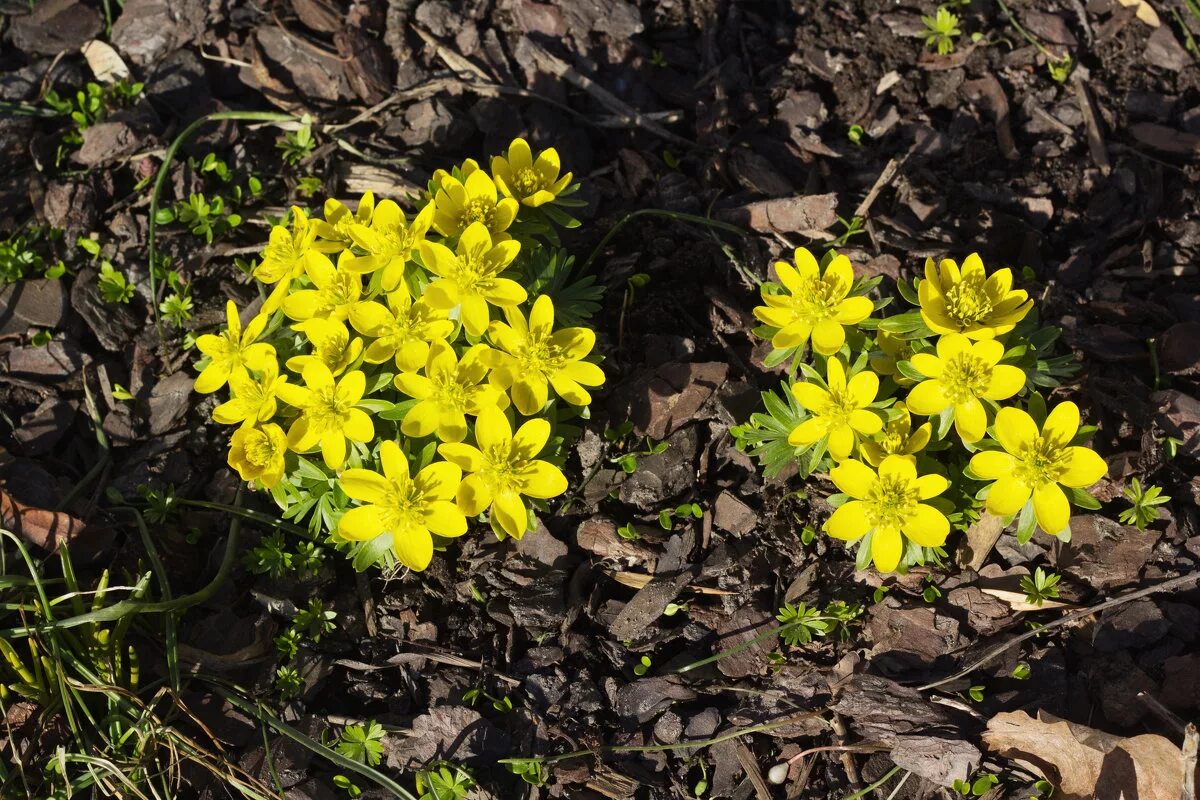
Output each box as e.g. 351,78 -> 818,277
80,39 -> 130,82
1118,0 -> 1161,27
983,710 -> 1194,800
0,488 -> 87,551
977,587 -> 1073,612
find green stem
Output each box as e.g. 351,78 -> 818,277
147,111 -> 297,336
0,489 -> 244,637
842,766 -> 903,800
174,498 -> 312,539
995,0 -> 1056,61
675,617 -> 841,674
581,208 -> 745,274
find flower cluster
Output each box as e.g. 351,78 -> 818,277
195,139 -> 602,572
739,249 -> 1105,573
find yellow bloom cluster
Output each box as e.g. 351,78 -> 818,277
195,139 -> 600,572
750,248 -> 1106,573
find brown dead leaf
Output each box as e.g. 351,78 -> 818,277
983,710 -> 1195,800
721,194 -> 838,237
0,487 -> 87,551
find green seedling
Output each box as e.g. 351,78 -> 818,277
1119,478 -> 1170,531
336,721 -> 386,766
659,503 -> 702,530
1021,567 -> 1061,606
277,117 -> 317,165
922,6 -> 962,54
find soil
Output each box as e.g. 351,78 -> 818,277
1,0 -> 1199,798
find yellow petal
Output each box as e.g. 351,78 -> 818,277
825,501 -> 870,541
830,459 -> 876,499
437,408 -> 469,444
193,361 -> 231,394
985,476 -> 1032,517
474,405 -> 511,450
909,352 -> 943,378
424,500 -> 467,538
788,418 -> 824,446
970,450 -> 1016,480
953,398 -> 987,443
828,426 -> 855,461
905,380 -> 949,416
878,454 -> 917,484
438,443 -> 485,473
339,506 -> 385,541
835,296 -> 873,324
401,400 -> 441,438
847,370 -> 879,406
811,319 -> 846,356
915,473 -> 949,499
936,333 -> 971,361
416,462 -> 461,499
771,321 -> 812,351
849,409 -> 883,435
1033,483 -> 1070,534
379,440 -> 410,483
518,460 -> 568,498
512,418 -> 551,459
456,473 -> 493,516
984,364 -> 1026,401
1060,447 -> 1107,488
344,408 -> 373,442
793,247 -> 820,281
994,406 -> 1038,455
492,491 -> 529,538
791,382 -> 831,411
972,339 -> 1005,367
511,375 -> 549,416
775,260 -> 804,294
1043,401 -> 1080,443
393,527 -> 434,571
340,469 -> 390,503
825,358 -> 847,392
872,527 -> 903,573
822,254 -> 855,299
906,503 -> 950,546
394,373 -> 434,400
320,433 -> 347,469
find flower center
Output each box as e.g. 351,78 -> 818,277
517,336 -> 565,376
379,480 -> 424,534
1014,435 -> 1072,487
451,254 -> 492,293
817,389 -> 858,429
943,273 -> 994,326
432,373 -> 470,411
864,474 -> 919,530
878,424 -> 907,456
244,430 -> 278,467
314,333 -> 348,368
319,272 -> 359,310
513,167 -> 542,197
310,387 -> 351,432
379,224 -> 418,257
940,353 -> 991,403
462,198 -> 495,228
787,277 -> 846,324
482,445 -> 519,491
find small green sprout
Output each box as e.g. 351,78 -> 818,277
922,578 -> 943,604
97,262 -> 134,304
663,602 -> 688,617
658,503 -> 703,530
633,655 -> 652,676
1021,567 -> 1061,606
505,758 -> 549,787
333,774 -> 362,797
462,688 -> 512,712
1011,662 -> 1031,680
650,49 -> 668,67
967,685 -> 985,702
293,599 -> 336,642
954,774 -> 1001,796
336,721 -> 386,766
847,124 -> 865,145
775,602 -> 833,645
922,6 -> 962,55
417,764 -> 475,800
275,629 -> 302,660
1119,478 -> 1170,531
277,117 -> 316,165
616,523 -> 640,540
275,665 -> 302,697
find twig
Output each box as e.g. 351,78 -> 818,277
1183,724 -> 1198,800
853,157 -> 904,219
918,572 -> 1200,691
1072,73 -> 1111,175
785,743 -> 890,767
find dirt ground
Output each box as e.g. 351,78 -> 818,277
2,0 -> 1200,797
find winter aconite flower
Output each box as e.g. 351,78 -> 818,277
419,222 -> 526,336
347,200 -> 435,293
314,192 -> 375,250
349,293 -> 454,372
789,358 -> 883,461
868,330 -> 916,386
918,254 -> 1033,339
491,138 -> 572,207
485,295 -> 605,415
276,363 -> 374,469
212,360 -> 288,426
860,404 -> 931,467
969,402 -> 1107,535
432,170 -> 519,239
393,341 -> 504,443
338,441 -> 466,571
906,333 -> 1026,443
753,248 -> 874,356
228,423 -> 288,488
438,406 -> 568,539
825,455 -> 951,573
254,207 -> 331,313
281,251 -> 363,322
285,318 -> 363,376
194,301 -> 275,394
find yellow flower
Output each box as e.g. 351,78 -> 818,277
346,199 -> 435,294
860,403 -> 931,466
753,248 -> 874,356
789,358 -> 883,461
349,292 -> 455,372
228,423 -> 288,488
253,207 -> 331,313
905,333 -> 1026,443
432,169 -> 519,238
418,221 -> 526,337
393,340 -> 504,443
285,317 -> 364,377
276,363 -> 374,469
491,138 -> 572,207
194,301 -> 275,394
825,455 -> 951,573
869,330 -> 916,386
212,359 -> 287,426
438,406 -> 568,539
918,254 -> 1033,339
969,402 -> 1107,536
281,250 -> 363,322
313,191 -> 375,251
337,441 -> 466,571
485,295 -> 604,416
